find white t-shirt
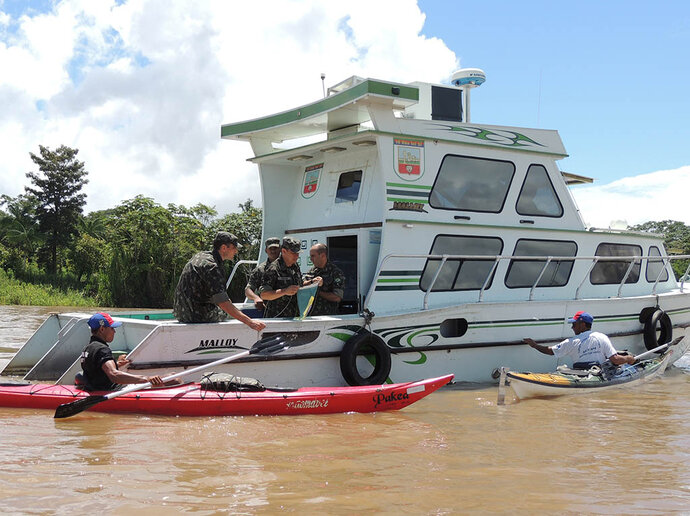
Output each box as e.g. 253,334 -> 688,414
551,330 -> 617,365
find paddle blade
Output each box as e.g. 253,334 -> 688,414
54,394 -> 107,419
249,331 -> 318,356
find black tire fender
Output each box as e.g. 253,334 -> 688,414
643,309 -> 672,351
339,331 -> 392,386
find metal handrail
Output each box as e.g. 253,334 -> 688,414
364,253 -> 690,311
226,260 -> 259,289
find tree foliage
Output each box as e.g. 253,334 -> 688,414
25,145 -> 88,274
210,199 -> 264,300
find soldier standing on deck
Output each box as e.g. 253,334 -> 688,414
304,243 -> 345,315
259,237 -> 321,318
244,237 -> 281,310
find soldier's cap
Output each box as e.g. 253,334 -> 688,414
87,312 -> 122,330
282,236 -> 301,253
265,237 -> 280,249
213,231 -> 242,249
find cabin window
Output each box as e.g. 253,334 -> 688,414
515,164 -> 563,217
646,246 -> 669,283
420,235 -> 503,291
335,170 -> 362,203
429,155 -> 514,212
505,239 -> 577,288
590,243 -> 642,284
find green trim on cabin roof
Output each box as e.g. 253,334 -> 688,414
221,80 -> 419,138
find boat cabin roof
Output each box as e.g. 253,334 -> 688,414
220,78 -> 418,144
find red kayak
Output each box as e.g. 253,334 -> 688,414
0,374 -> 453,417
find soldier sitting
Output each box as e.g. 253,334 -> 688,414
173,231 -> 265,331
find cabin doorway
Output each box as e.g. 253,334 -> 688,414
328,235 -> 358,314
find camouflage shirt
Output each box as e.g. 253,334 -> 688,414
173,250 -> 230,323
245,259 -> 271,294
304,260 -> 346,315
259,256 -> 303,318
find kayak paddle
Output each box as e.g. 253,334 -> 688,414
54,334 -> 293,419
633,335 -> 684,363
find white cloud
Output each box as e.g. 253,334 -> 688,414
0,0 -> 459,216
571,165 -> 690,228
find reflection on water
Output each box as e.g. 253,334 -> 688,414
2,305 -> 690,513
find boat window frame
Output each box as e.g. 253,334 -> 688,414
515,163 -> 564,218
335,169 -> 363,204
646,246 -> 669,283
504,238 -> 578,289
419,233 -> 504,292
428,154 -> 516,214
590,242 -> 643,285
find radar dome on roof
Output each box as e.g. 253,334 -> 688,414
451,68 -> 486,87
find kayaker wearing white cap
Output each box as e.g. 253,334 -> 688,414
80,312 -> 165,391
523,310 -> 636,368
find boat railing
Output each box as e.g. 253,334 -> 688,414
364,253 -> 690,311
226,260 -> 259,289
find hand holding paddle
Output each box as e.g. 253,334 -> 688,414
54,334 -> 295,419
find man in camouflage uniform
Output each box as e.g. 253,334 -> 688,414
259,237 -> 321,318
173,232 -> 266,331
304,243 -> 346,315
244,237 -> 281,311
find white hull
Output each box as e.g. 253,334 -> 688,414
5,292 -> 690,388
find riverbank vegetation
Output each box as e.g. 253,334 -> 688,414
1,145 -> 262,307
1,145 -> 688,307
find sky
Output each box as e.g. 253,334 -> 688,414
0,0 -> 688,228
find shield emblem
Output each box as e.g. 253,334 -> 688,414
394,138 -> 424,180
302,163 -> 323,199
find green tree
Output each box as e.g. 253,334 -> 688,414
69,233 -> 108,282
210,199 -> 263,300
0,194 -> 44,270
105,196 -> 176,307
25,145 -> 88,274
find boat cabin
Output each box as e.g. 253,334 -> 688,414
222,75 -> 677,316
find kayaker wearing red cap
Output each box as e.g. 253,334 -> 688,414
80,312 -> 165,391
523,311 -> 636,369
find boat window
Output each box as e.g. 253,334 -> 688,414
440,318 -> 468,338
335,170 -> 362,203
505,239 -> 577,288
420,235 -> 503,291
590,243 -> 642,285
646,246 -> 669,283
429,155 -> 514,212
515,164 -> 563,217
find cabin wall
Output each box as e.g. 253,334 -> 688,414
256,142 -> 385,307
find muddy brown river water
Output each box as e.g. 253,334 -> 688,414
2,305 -> 690,514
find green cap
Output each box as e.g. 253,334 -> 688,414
282,237 -> 301,253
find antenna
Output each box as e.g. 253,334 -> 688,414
451,68 -> 486,123
321,73 -> 326,98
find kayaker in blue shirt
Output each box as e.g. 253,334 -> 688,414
523,311 -> 636,368
80,312 -> 165,391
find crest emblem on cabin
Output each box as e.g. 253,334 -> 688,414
301,163 -> 323,199
394,138 -> 424,180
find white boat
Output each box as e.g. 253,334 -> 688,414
4,69 -> 690,387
